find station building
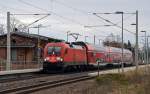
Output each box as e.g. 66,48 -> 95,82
0,32 -> 63,70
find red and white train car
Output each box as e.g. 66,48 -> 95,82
104,47 -> 133,65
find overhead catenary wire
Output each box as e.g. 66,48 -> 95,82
18,0 -> 84,26
17,0 -> 74,36
140,23 -> 150,31
20,0 -> 100,40
50,2 -> 116,37
0,3 -> 34,13
52,0 -> 137,31
93,13 -> 135,34
51,0 -> 138,37
53,0 -> 92,14
18,0 -> 136,42
18,0 -> 107,38
115,14 -> 135,25
18,0 -> 107,31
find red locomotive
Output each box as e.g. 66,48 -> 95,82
43,41 -> 133,71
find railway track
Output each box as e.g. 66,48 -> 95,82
0,70 -> 94,84
0,64 -> 121,83
0,72 -> 51,83
0,75 -> 94,94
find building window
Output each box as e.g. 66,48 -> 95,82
12,39 -> 16,45
11,49 -> 17,61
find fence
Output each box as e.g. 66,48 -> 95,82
0,59 -> 43,71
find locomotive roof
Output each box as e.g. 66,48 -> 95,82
47,42 -> 85,50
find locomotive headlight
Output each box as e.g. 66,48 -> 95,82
56,57 -> 63,62
60,58 -> 63,62
44,57 -> 50,61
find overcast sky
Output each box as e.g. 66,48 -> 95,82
0,0 -> 149,45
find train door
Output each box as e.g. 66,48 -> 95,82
87,51 -> 95,64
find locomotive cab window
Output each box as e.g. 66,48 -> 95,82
47,46 -> 61,55
48,47 -> 53,55
55,47 -> 61,55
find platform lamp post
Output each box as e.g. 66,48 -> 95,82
97,39 -> 103,76
147,36 -> 150,64
147,36 -> 149,65
98,39 -> 101,45
141,31 -> 147,64
141,31 -> 148,72
115,11 -> 124,73
99,39 -> 104,45
67,31 -> 70,42
147,37 -> 150,74
85,36 -> 88,42
139,40 -> 145,63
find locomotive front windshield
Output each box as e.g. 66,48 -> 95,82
48,47 -> 61,55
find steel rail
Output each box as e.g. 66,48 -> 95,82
0,75 -> 94,94
0,73 -> 49,83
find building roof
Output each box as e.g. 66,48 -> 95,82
0,31 -> 64,42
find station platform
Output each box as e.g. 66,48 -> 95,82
0,68 -> 42,76
88,65 -> 148,77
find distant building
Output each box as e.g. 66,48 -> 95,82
0,32 -> 63,70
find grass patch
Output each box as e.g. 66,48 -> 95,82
93,68 -> 150,94
95,73 -> 129,86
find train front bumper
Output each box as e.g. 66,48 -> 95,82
43,61 -> 64,71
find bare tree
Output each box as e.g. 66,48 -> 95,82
0,24 -> 5,35
10,17 -> 28,33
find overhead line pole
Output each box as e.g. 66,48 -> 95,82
147,37 -> 149,65
135,10 -> 139,71
37,24 -> 40,68
7,12 -> 11,70
131,11 -> 139,72
94,35 -> 96,45
121,12 -> 124,73
67,31 -> 70,42
85,36 -> 88,42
